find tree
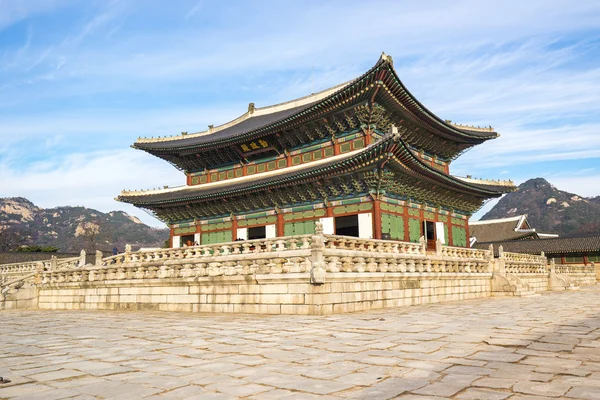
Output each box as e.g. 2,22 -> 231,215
0,226 -> 23,252
75,221 -> 100,252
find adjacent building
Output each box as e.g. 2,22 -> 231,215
118,54 -> 514,248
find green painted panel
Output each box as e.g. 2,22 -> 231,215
235,169 -> 243,177
257,164 -> 266,172
210,173 -> 218,182
284,220 -> 316,236
346,205 -> 359,213
423,211 -> 434,220
219,172 -> 226,180
314,209 -> 326,217
313,150 -> 322,160
340,142 -> 351,153
174,226 -> 195,235
408,208 -> 420,217
324,147 -> 334,157
191,177 -> 199,185
199,175 -> 208,184
451,226 -> 467,247
408,218 -> 421,243
358,203 -> 372,211
302,153 -> 312,162
247,165 -> 256,174
267,161 -> 276,170
292,156 -> 301,165
227,170 -> 234,179
278,159 -> 287,168
381,213 -> 404,240
353,138 -> 365,149
444,224 -> 449,245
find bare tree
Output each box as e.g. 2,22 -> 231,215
74,221 -> 100,252
0,226 -> 23,252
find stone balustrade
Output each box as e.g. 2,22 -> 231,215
440,245 -> 488,260
504,262 -> 548,274
502,251 -> 546,264
324,235 -> 423,255
555,264 -> 595,275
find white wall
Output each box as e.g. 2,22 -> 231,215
320,217 -> 334,234
435,222 -> 446,244
194,233 -> 201,244
265,224 -> 277,238
237,228 -> 248,240
358,213 -> 373,239
172,235 -> 181,248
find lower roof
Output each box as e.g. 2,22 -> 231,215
474,234 -> 600,255
118,130 -> 513,208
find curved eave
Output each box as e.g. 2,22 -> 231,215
119,132 -> 510,208
132,56 -> 497,155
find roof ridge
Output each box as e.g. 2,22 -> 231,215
470,215 -> 525,225
135,82 -> 352,145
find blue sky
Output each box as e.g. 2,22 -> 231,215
1,0 -> 599,227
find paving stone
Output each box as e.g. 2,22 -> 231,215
455,387 -> 512,399
513,381 -> 573,397
565,385 -> 600,399
350,377 -> 429,399
414,381 -> 467,397
27,368 -> 88,382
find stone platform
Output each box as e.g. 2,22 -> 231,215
1,285 -> 600,399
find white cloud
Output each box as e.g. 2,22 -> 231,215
0,149 -> 182,227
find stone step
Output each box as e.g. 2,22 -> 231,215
515,290 -> 541,297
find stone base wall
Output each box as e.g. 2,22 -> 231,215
1,286 -> 38,310
516,275 -> 549,293
569,273 -> 597,288
36,273 -> 492,315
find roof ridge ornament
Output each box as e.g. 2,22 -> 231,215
389,125 -> 401,139
380,51 -> 394,66
248,102 -> 255,114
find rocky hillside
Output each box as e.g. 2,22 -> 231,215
481,178 -> 600,236
0,197 -> 169,253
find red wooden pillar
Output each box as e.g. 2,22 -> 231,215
333,139 -> 340,155
583,254 -> 589,266
372,198 -> 382,240
276,211 -> 285,237
403,206 -> 410,242
169,226 -> 175,248
447,219 -> 454,247
231,216 -> 238,241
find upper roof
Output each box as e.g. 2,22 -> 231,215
119,127 -> 513,211
470,215 -> 539,243
133,53 -> 498,157
474,234 -> 600,256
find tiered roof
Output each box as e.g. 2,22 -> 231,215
132,54 -> 498,172
118,53 -> 514,224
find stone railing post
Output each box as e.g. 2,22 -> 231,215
435,237 -> 443,256
78,249 -> 86,267
95,250 -> 103,266
549,258 -> 556,274
310,222 -> 326,284
125,244 -> 132,262
494,245 -> 505,274
419,236 -> 426,255
34,262 -> 45,285
593,262 -> 599,282
50,255 -> 58,271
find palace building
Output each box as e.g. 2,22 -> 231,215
117,53 -> 514,249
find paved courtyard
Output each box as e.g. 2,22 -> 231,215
1,287 -> 600,400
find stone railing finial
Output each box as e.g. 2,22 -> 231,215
78,250 -> 86,267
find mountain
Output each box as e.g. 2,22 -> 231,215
481,178 -> 600,236
0,197 -> 169,253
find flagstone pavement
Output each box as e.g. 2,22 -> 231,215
2,286 -> 600,400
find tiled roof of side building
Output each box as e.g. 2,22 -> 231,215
473,234 -> 600,256
470,215 -> 537,243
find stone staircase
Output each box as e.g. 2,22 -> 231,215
492,273 -> 540,297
